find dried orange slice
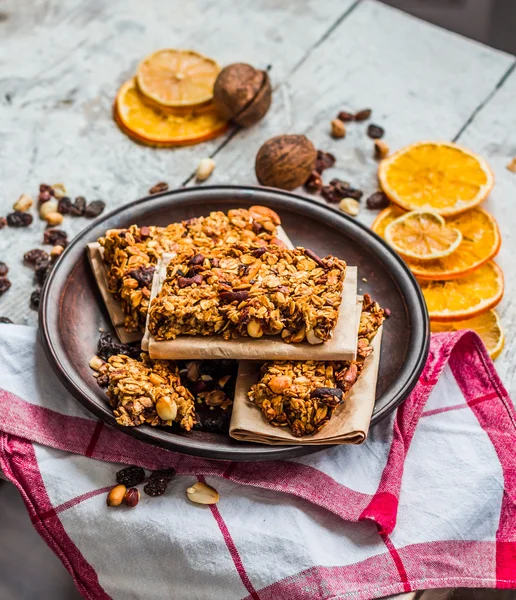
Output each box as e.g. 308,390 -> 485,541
378,141 -> 494,216
372,206 -> 501,280
115,79 -> 228,146
420,261 -> 503,322
136,49 -> 220,108
431,309 -> 504,359
385,210 -> 462,261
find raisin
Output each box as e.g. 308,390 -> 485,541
7,211 -> 33,227
192,407 -> 230,434
84,200 -> 106,218
311,387 -> 343,400
57,196 -> 73,215
149,182 -> 169,194
70,196 -> 86,216
304,171 -> 323,193
0,217 -> 6,229
337,111 -> 354,122
143,478 -> 168,497
0,262 -> 7,276
321,179 -> 357,203
0,277 -> 11,296
367,124 -> 384,139
219,290 -> 249,303
116,465 -> 146,487
366,191 -> 390,210
30,288 -> 41,310
150,468 -> 176,483
97,332 -> 141,361
354,108 -> 372,121
126,266 -> 155,289
24,248 -> 49,265
40,184 -> 54,195
314,150 -> 336,173
0,317 -> 13,324
38,190 -> 51,203
188,253 -> 205,266
43,229 -> 68,247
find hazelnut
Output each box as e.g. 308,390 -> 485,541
156,396 -> 177,422
107,484 -> 126,507
39,198 -> 59,219
123,488 -> 140,508
186,481 -> 219,505
196,158 -> 215,181
213,63 -> 272,127
13,194 -> 33,212
331,119 -> 346,138
268,375 -> 292,394
339,198 -> 360,216
45,212 -> 64,226
255,134 -> 317,191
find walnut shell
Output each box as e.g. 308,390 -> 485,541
213,63 -> 272,127
255,135 -> 317,191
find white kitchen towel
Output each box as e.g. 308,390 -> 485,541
0,324 -> 515,600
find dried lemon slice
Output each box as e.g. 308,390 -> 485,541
420,261 -> 503,322
372,206 -> 501,280
136,49 -> 220,108
378,141 -> 494,216
385,210 -> 462,261
115,79 -> 228,146
431,309 -> 504,360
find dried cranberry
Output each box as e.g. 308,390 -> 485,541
149,182 -> 169,194
126,266 -> 155,289
38,190 -> 51,203
30,288 -> 41,310
304,171 -> 323,193
337,111 -> 354,122
366,191 -> 390,210
43,229 -> 68,247
0,217 -> 6,229
34,258 -> 52,286
143,478 -> 168,497
140,226 -> 151,238
0,317 -> 13,324
354,108 -> 372,121
0,262 -> 7,276
70,197 -> 86,216
0,277 -> 11,296
314,150 -> 336,173
97,332 -> 141,361
7,211 -> 33,227
57,196 -> 73,215
116,466 -> 145,487
367,124 -> 384,139
24,249 -> 49,265
84,200 -> 106,218
178,274 -> 203,288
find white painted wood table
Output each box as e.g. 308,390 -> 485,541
0,0 -> 514,598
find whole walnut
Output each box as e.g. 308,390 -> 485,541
255,135 -> 317,191
213,63 -> 272,127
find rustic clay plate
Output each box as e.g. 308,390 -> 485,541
40,186 -> 429,461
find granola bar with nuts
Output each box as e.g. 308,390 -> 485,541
248,296 -> 385,437
148,243 -> 347,344
98,207 -> 282,332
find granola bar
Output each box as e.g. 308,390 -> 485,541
148,244 -> 347,344
98,207 -> 282,332
248,295 -> 385,437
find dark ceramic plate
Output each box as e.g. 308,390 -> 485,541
40,186 -> 429,461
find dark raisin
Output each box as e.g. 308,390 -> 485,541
43,229 -> 68,247
70,196 -> 86,216
219,290 -> 250,303
354,108 -> 372,121
150,468 -> 176,483
366,191 -> 390,210
311,387 -> 343,400
97,332 -> 141,361
40,184 -> 54,195
251,221 -> 263,234
314,150 -> 336,173
0,277 -> 11,296
304,171 -> 323,193
337,111 -> 354,122
30,288 -> 41,310
344,188 -> 363,201
0,262 -> 7,276
143,478 -> 168,497
321,179 -> 353,203
7,211 -> 33,227
84,200 -> 106,218
126,266 -> 155,289
367,124 -> 384,139
0,217 -> 6,229
149,182 -> 169,194
35,258 -> 52,286
24,249 -> 49,265
0,317 -> 13,324
140,226 -> 151,238
188,253 -> 205,266
178,274 -> 203,288
116,465 -> 146,487
57,196 -> 73,215
38,190 -> 51,203
192,407 -> 231,434
96,374 -> 109,387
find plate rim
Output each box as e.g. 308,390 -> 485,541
40,184 -> 430,461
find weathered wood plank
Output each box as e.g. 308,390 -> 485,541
0,0 -> 356,323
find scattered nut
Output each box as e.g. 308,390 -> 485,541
506,158 -> 516,173
13,194 -> 33,212
40,198 -> 59,219
106,484 -> 127,507
366,191 -> 390,210
186,481 -> 219,505
89,355 -> 105,371
374,139 -> 390,159
149,182 -> 169,194
337,111 -> 354,122
156,396 -> 178,422
50,245 -> 64,261
367,124 -> 384,139
123,488 -> 140,508
45,211 -> 64,226
354,108 -> 372,121
247,319 -> 264,338
331,119 -> 346,138
339,198 -> 360,216
52,184 -> 67,199
196,158 -> 216,182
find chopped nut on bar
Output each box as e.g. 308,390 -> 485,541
148,243 -> 346,344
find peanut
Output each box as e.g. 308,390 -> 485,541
13,194 -> 33,212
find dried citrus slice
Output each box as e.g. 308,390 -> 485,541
136,49 -> 220,108
115,79 -> 228,146
420,261 -> 503,322
431,309 -> 504,359
378,141 -> 494,216
385,210 -> 462,261
372,206 -> 501,280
